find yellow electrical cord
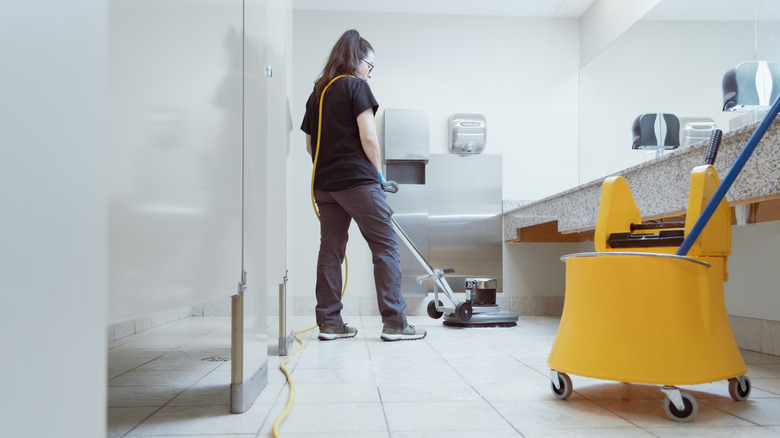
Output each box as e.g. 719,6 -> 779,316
272,75 -> 352,438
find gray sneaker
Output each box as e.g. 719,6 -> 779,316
318,324 -> 357,341
380,324 -> 427,342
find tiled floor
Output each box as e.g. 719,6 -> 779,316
108,314 -> 780,437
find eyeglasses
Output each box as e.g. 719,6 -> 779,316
362,59 -> 374,74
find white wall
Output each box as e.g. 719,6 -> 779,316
292,11 -> 580,201
727,222 -> 780,321
0,1 -> 107,436
579,0 -> 661,67
288,11 -> 580,315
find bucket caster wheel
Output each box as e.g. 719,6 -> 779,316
455,301 -> 472,321
728,375 -> 752,401
427,300 -> 444,319
550,370 -> 572,400
664,391 -> 697,422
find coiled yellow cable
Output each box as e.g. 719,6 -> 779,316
272,75 -> 351,438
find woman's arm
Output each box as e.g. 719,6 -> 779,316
305,134 -> 312,158
357,108 -> 382,173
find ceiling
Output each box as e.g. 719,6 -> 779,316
643,0 -> 759,21
292,0 -> 597,18
292,0 -> 761,21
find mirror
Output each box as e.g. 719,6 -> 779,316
578,0 -> 780,184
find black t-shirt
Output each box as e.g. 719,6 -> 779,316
301,76 -> 379,191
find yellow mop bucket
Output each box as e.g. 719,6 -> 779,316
545,123 -> 771,421
549,252 -> 745,386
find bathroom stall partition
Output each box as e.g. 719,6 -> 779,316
107,0 -> 289,413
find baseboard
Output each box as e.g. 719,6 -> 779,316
729,315 -> 780,356
108,305 -> 193,342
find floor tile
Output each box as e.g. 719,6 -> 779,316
645,426 -> 780,437
167,382 -> 231,407
284,363 -> 376,385
134,351 -> 227,372
262,402 -> 387,435
494,399 -> 636,432
108,385 -> 184,408
750,378 -> 780,395
289,381 -> 381,404
107,407 -> 159,437
138,435 -> 254,438
458,362 -> 549,387
472,377 -> 572,402
704,397 -> 780,426
384,401 -> 516,432
520,428 -> 655,438
596,398 -> 755,427
108,369 -> 207,389
391,432 -> 521,438
125,404 -> 268,436
258,432 -> 388,438
377,378 -> 482,403
252,379 -> 286,406
106,315 -> 780,437
570,381 -> 665,401
108,349 -> 167,373
749,364 -> 780,378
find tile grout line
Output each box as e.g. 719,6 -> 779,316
112,317 -> 231,437
376,386 -> 393,438
438,350 -> 527,437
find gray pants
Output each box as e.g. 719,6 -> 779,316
314,183 -> 407,329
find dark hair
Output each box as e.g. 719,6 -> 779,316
313,29 -> 373,99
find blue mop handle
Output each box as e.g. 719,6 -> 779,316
677,95 -> 780,256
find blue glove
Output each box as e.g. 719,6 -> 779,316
378,170 -> 386,183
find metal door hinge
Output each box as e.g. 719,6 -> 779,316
238,269 -> 248,293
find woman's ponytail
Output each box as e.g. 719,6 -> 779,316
314,30 -> 374,99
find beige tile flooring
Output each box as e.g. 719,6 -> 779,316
108,315 -> 780,437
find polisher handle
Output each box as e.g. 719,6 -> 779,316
381,180 -> 399,193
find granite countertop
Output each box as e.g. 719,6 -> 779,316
503,118 -> 780,241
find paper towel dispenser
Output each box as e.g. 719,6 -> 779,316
449,113 -> 486,155
722,61 -> 780,112
631,113 -> 680,150
384,108 -> 429,161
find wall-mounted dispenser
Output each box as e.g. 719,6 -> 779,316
722,61 -> 780,112
678,117 -> 717,148
448,113 -> 486,155
631,113 -> 680,151
385,108 -> 429,161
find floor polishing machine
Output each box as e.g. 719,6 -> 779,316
382,181 -> 519,328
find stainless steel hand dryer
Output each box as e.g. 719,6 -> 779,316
449,113 -> 486,155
